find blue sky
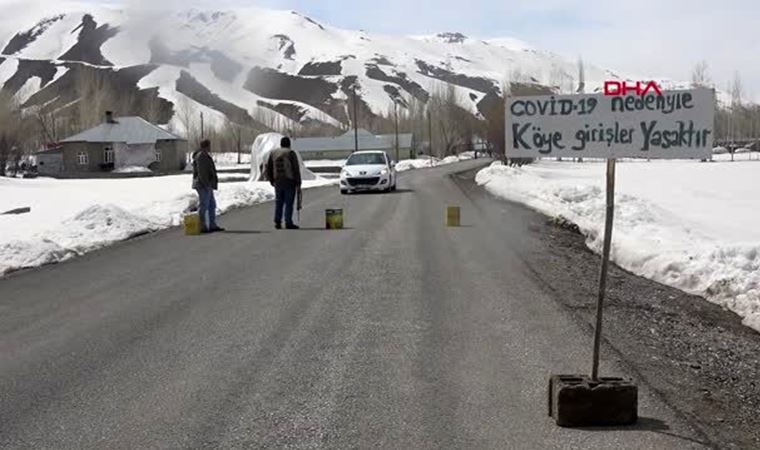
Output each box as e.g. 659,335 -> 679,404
93,0 -> 760,100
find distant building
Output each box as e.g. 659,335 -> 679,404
59,112 -> 187,174
292,129 -> 414,161
35,145 -> 64,176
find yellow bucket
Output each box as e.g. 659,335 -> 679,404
183,213 -> 202,235
326,209 -> 344,230
446,206 -> 461,227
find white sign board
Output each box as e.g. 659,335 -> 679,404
505,88 -> 715,159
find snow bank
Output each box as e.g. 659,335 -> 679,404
396,158 -> 438,171
476,160 -> 760,332
249,133 -> 317,182
211,152 -> 252,167
396,152 -> 476,172
0,175 -> 336,275
113,166 -> 152,174
305,159 -> 346,168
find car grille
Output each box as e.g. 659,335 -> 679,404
347,177 -> 380,187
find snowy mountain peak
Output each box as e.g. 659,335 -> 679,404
436,32 -> 468,44
0,2 -> 692,135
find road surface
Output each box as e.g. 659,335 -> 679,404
0,160 -> 708,448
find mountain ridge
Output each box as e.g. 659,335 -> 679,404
0,2 -> 692,137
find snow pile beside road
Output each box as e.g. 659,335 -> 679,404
249,133 -> 317,182
0,176 -> 335,275
305,159 -> 346,168
396,159 -> 438,171
396,152 -> 477,172
211,152 -> 252,167
476,160 -> 760,332
113,166 -> 152,174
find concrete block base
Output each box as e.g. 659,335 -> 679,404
548,374 -> 638,427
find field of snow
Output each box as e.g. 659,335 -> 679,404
476,159 -> 760,332
210,152 -> 252,167
0,151 -> 483,275
0,175 -> 336,275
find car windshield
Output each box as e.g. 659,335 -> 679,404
346,153 -> 386,166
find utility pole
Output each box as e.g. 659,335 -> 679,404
353,85 -> 359,153
394,101 -> 400,162
427,108 -> 433,167
236,127 -> 242,165
200,112 -> 205,139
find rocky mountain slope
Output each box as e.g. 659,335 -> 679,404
0,1 -> 686,134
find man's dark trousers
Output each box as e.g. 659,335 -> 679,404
274,181 -> 297,227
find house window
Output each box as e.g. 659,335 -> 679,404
155,149 -> 162,163
77,151 -> 89,166
104,147 -> 114,164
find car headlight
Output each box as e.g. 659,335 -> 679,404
340,170 -> 349,178
379,169 -> 389,175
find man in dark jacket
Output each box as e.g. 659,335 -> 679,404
192,139 -> 224,233
265,137 -> 302,229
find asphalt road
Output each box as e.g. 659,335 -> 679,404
0,160 -> 708,449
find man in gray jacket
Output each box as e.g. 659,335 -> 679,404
266,137 -> 302,229
192,139 -> 224,233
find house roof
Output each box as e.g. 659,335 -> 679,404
61,117 -> 184,145
35,147 -> 63,155
292,129 -> 413,153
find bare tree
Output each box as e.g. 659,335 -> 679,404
174,96 -> 200,149
548,63 -> 574,95
0,93 -> 35,175
142,91 -> 165,125
729,71 -> 744,160
509,67 -> 527,84
575,57 -> 586,162
691,61 -> 712,88
548,64 -> 564,93
76,67 -> 113,129
576,57 -> 586,94
427,82 -> 469,156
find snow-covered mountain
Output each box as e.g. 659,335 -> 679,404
0,1 -> 690,134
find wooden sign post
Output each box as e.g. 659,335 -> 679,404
591,158 -> 615,380
504,87 -> 715,427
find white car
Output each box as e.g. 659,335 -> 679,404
340,151 -> 397,194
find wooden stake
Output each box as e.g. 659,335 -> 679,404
591,158 -> 616,381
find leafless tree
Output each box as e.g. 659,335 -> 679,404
174,96 -> 201,149
691,61 -> 712,88
548,63 -> 574,94
76,67 -> 114,129
427,82 -> 469,156
728,71 -> 744,160
0,93 -> 35,175
510,67 -> 527,84
577,57 -> 586,94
